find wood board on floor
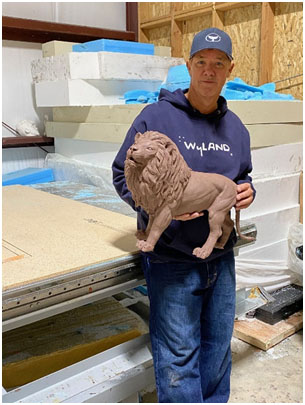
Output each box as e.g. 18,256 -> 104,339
233,311 -> 303,350
2,185 -> 138,291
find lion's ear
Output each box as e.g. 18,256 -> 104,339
135,132 -> 142,142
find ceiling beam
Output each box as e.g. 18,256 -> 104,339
2,16 -> 135,43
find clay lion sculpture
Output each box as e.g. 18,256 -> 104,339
124,131 -> 254,259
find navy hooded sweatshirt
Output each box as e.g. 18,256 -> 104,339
112,88 -> 255,263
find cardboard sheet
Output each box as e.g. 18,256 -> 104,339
2,185 -> 138,291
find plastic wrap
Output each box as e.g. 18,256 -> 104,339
288,223 -> 303,276
44,153 -> 114,192
235,257 -> 298,292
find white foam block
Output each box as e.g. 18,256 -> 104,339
53,105 -> 145,124
45,119 -> 303,149
228,100 -> 302,124
32,53 -> 100,82
245,124 -> 302,148
251,143 -> 303,178
244,173 -> 300,218
52,101 -> 302,125
46,121 -> 129,142
42,41 -> 80,57
239,205 -> 300,253
35,79 -> 160,107
238,239 -> 289,261
31,52 -> 184,83
98,52 -> 184,81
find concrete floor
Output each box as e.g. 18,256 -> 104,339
141,330 -> 303,403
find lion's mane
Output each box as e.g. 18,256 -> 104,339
125,131 -> 191,214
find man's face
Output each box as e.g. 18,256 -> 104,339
186,49 -> 234,99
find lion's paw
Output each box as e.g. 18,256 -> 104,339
137,240 -> 154,252
214,242 -> 225,249
135,230 -> 147,240
193,246 -> 213,259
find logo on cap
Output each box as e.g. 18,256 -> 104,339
205,33 -> 221,43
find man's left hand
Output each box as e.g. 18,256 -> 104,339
236,183 -> 254,210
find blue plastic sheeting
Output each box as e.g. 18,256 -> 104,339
122,90 -> 159,104
3,168 -> 54,186
73,39 -> 154,55
123,64 -> 295,103
160,64 -> 191,92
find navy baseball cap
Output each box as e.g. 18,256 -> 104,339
190,27 -> 233,60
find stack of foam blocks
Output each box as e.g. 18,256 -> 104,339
31,40 -> 303,291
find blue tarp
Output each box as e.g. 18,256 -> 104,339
3,168 -> 54,186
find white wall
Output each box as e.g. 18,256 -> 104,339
2,2 -> 126,30
2,2 -> 126,174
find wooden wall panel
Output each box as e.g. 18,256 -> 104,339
177,2 -> 211,12
139,2 -> 171,21
182,15 -> 212,61
146,24 -> 171,47
138,2 -> 303,99
224,4 -> 261,86
273,2 -> 303,100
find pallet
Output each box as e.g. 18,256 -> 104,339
233,311 -> 303,351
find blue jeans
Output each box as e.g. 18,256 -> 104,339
142,250 -> 236,403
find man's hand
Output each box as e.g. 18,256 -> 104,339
236,183 -> 254,210
173,212 -> 204,221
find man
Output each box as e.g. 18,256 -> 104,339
112,27 -> 255,403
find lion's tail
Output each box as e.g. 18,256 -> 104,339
235,210 -> 256,241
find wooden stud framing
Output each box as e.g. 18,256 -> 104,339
259,2 -> 276,85
212,5 -> 224,30
171,6 -> 183,58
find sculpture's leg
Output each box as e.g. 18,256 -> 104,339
193,210 -> 226,259
137,206 -> 172,252
136,215 -> 154,240
215,213 -> 234,249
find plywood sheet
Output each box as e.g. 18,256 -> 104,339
273,2 -> 303,100
2,186 -> 137,291
234,311 -> 303,350
224,3 -> 261,86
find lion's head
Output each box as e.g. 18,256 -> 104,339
125,131 -> 191,214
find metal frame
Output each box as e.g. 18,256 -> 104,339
2,334 -> 155,403
3,256 -> 145,332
